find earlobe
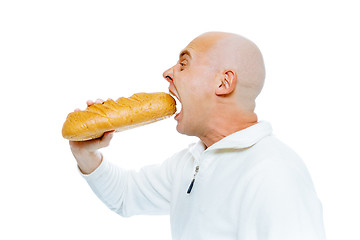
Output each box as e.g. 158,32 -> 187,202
215,70 -> 237,96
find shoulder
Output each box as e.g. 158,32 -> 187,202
247,135 -> 309,174
242,134 -> 317,195
251,134 -> 302,161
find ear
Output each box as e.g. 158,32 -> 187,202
215,70 -> 237,96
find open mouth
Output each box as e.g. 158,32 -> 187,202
169,89 -> 182,120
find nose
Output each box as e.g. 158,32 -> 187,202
163,66 -> 174,83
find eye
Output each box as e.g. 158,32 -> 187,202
179,60 -> 187,70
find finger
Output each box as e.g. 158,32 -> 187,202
97,131 -> 114,148
74,108 -> 81,112
95,99 -> 104,104
86,100 -> 94,106
69,131 -> 114,152
102,130 -> 114,142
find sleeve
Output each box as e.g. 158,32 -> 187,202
238,160 -> 326,240
80,152 -> 182,217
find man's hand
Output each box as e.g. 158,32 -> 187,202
69,99 -> 114,174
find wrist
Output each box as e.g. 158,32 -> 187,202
76,151 -> 103,175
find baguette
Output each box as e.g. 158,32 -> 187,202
62,92 -> 176,141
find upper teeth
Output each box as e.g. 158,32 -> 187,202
170,90 -> 182,114
171,90 -> 180,101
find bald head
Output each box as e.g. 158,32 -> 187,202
187,32 -> 265,111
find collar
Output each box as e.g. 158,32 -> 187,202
189,121 -> 272,157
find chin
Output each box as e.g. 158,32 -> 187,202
175,120 -> 188,135
176,121 -> 196,137
176,123 -> 185,135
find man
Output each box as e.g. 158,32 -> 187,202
69,32 -> 326,239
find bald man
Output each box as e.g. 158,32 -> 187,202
69,32 -> 326,240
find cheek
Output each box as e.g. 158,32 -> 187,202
183,92 -> 206,119
177,66 -> 215,105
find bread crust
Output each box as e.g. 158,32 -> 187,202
62,92 -> 176,141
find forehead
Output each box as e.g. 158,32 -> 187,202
180,33 -> 228,58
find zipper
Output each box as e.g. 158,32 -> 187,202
187,165 -> 199,194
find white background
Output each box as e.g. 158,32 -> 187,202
1,0 -> 359,239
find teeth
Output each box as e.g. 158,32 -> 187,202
169,89 -> 181,115
170,90 -> 180,102
174,92 -> 180,101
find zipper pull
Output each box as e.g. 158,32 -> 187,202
187,166 -> 199,194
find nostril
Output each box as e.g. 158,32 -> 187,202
165,76 -> 173,82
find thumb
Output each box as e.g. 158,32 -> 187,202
97,131 -> 114,149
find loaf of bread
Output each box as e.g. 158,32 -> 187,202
62,92 -> 176,141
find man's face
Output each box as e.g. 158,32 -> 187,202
163,36 -> 221,136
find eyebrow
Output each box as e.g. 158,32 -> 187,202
179,49 -> 192,59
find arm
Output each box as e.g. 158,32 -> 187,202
69,99 -> 175,216
81,155 -> 176,216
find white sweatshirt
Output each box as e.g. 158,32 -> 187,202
81,121 -> 326,240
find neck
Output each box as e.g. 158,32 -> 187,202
199,111 -> 258,148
